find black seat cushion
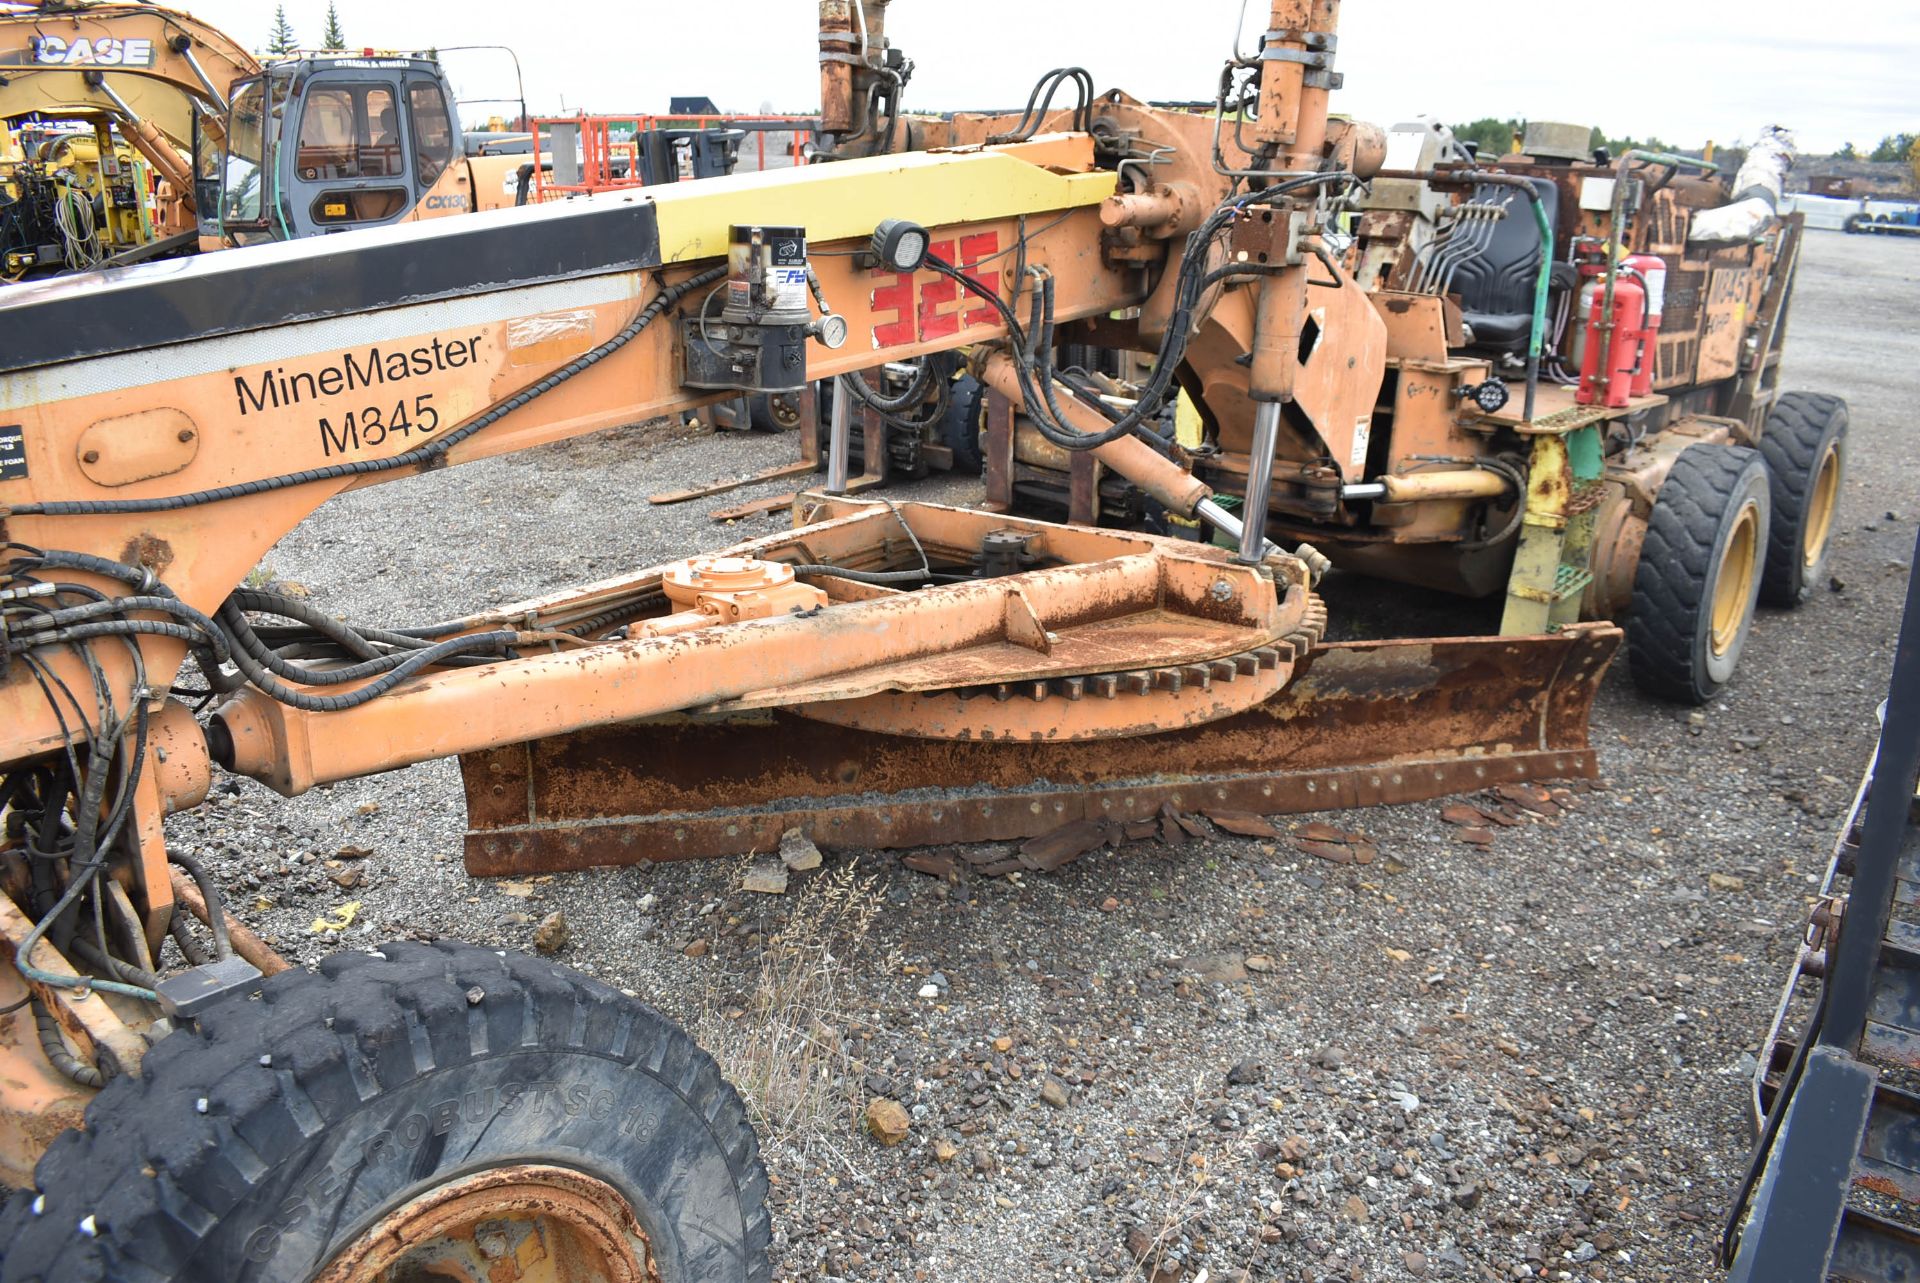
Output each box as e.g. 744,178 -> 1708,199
1452,176 -> 1561,358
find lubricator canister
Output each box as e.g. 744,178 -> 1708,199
725,224 -> 810,320
684,224 -> 816,393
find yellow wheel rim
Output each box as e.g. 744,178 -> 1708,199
314,1165 -> 657,1283
1711,502 -> 1760,658
1803,442 -> 1841,571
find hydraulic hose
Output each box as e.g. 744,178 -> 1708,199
932,170 -> 1352,456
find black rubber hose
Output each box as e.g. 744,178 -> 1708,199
10,593 -> 231,664
5,617 -> 206,655
928,170 -> 1352,455
220,620 -> 523,712
845,359 -> 935,412
230,589 -> 450,654
168,905 -> 212,966
217,599 -> 508,688
166,849 -> 231,960
788,564 -> 930,584
71,934 -> 161,991
986,67 -> 1094,144
227,589 -> 403,660
8,266 -> 727,518
31,996 -> 102,1087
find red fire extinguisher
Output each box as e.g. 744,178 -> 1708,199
1623,252 -> 1666,397
1576,269 -> 1646,409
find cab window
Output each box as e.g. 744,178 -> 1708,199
407,79 -> 453,187
295,83 -> 403,181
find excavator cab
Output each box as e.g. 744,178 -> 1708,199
217,55 -> 460,244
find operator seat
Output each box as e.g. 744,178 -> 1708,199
1450,176 -> 1566,360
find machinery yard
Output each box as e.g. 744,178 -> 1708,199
6,2 -> 1920,1280
149,229 -> 1916,1281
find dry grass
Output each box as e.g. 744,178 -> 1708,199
697,861 -> 892,1193
1129,1077 -> 1256,1283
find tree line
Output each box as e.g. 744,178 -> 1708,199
1451,118 -> 1915,166
267,2 -> 348,55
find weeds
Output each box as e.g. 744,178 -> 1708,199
697,861 -> 891,1201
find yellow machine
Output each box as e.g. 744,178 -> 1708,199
0,124 -> 159,278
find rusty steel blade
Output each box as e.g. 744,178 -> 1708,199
458,623 -> 1620,875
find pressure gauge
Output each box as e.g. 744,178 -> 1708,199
812,313 -> 850,350
870,218 -> 930,273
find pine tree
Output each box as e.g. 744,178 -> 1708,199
266,4 -> 298,55
321,2 -> 346,51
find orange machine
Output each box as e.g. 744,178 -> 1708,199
0,2 -> 1838,1278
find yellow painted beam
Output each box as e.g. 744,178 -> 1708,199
648,134 -> 1117,263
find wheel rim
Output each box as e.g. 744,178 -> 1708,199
1803,442 -> 1841,571
314,1164 -> 658,1283
1710,501 -> 1760,658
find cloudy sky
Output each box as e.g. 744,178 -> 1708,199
183,0 -> 1916,155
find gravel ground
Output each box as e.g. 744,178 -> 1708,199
167,229 -> 1919,1281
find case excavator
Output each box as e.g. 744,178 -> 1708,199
0,1 -> 526,279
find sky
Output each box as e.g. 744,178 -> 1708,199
183,0 -> 1918,155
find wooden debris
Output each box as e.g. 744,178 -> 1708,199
1289,821 -> 1378,865
709,493 -> 796,523
900,852 -> 956,878
1018,819 -> 1113,871
1206,810 -> 1284,839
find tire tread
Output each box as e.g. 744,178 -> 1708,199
1756,390 -> 1847,606
1,940 -> 770,1283
1627,444 -> 1767,703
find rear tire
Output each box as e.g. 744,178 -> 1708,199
747,393 -> 800,432
942,374 -> 986,475
1843,213 -> 1868,234
0,940 -> 770,1283
1756,391 -> 1847,606
1627,443 -> 1771,704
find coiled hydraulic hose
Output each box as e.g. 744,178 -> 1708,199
932,170 -> 1352,454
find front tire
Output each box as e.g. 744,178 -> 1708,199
1756,391 -> 1848,606
1627,443 -> 1771,704
0,940 -> 770,1283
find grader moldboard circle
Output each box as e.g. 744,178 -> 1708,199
0,0 -> 1851,1277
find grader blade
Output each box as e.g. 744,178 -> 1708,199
459,623 -> 1619,875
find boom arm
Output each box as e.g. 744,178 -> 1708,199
0,3 -> 259,203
